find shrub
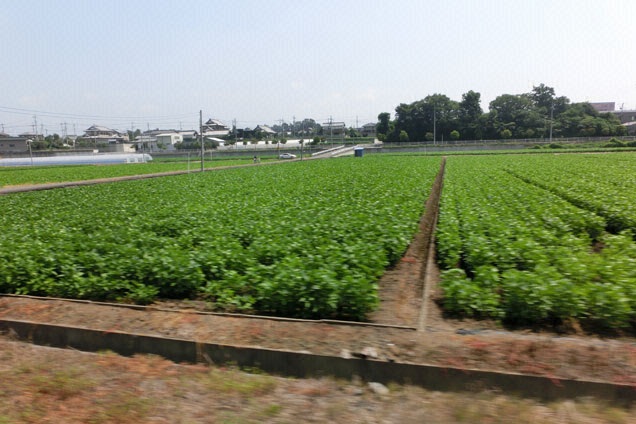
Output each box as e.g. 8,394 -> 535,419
604,138 -> 626,148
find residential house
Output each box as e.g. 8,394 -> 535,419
253,125 -> 277,138
155,132 -> 183,150
202,119 -> 230,137
0,135 -> 29,153
176,130 -> 198,144
322,121 -> 347,137
82,125 -> 128,144
360,122 -> 377,137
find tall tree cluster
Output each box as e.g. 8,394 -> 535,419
377,84 -> 626,142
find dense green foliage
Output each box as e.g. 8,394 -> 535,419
0,156 -> 441,319
0,159 -> 254,188
436,153 -> 636,328
379,84 -> 626,142
503,153 -> 636,233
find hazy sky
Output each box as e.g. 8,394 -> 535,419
1,0 -> 634,135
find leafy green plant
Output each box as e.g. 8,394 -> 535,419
437,153 -> 636,328
0,156 -> 441,320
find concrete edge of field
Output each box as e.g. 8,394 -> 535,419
1,319 -> 634,405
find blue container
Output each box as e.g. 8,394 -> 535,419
354,147 -> 364,157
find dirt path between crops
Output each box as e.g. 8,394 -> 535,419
1,158 -> 635,389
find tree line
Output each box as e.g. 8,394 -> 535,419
377,84 -> 627,143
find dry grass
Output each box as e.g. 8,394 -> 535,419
0,337 -> 633,424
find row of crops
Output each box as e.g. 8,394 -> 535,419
0,156 -> 441,319
436,153 -> 636,328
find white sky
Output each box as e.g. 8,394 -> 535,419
1,0 -> 635,135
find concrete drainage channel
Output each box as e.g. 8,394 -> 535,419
1,317 -> 634,404
1,158 -> 635,404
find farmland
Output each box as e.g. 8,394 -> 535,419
1,151 -> 636,329
0,157 -> 256,188
436,153 -> 636,329
0,156 -> 441,320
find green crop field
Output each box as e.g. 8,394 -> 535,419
436,153 -> 636,328
0,156 -> 441,320
0,158 -> 255,188
2,151 -> 635,327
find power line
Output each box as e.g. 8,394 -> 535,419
0,105 -> 197,122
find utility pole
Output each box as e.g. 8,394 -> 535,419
549,103 -> 554,143
199,110 -> 204,172
329,116 -> 333,148
433,107 -> 436,145
278,118 -> 284,151
300,119 -> 305,160
233,118 -> 238,147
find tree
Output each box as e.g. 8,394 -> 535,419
44,133 -> 63,149
489,94 -> 533,125
529,83 -> 555,112
489,94 -> 544,138
555,102 -> 625,137
127,129 -> 142,143
392,94 -> 459,142
376,112 -> 391,138
293,118 -> 318,136
399,130 -> 409,143
458,91 -> 483,139
450,130 -> 460,141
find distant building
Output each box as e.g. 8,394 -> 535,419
0,135 -> 29,153
202,119 -> 230,137
613,109 -> 636,124
176,130 -> 198,143
155,132 -> 183,150
589,103 -> 636,134
590,102 -> 615,112
613,110 -> 636,135
360,122 -> 377,137
253,125 -> 276,137
322,121 -> 346,136
135,128 -> 199,150
202,119 -> 228,131
622,121 -> 636,135
82,125 -> 128,143
18,131 -> 41,141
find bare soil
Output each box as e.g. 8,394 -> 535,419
4,337 -> 636,424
